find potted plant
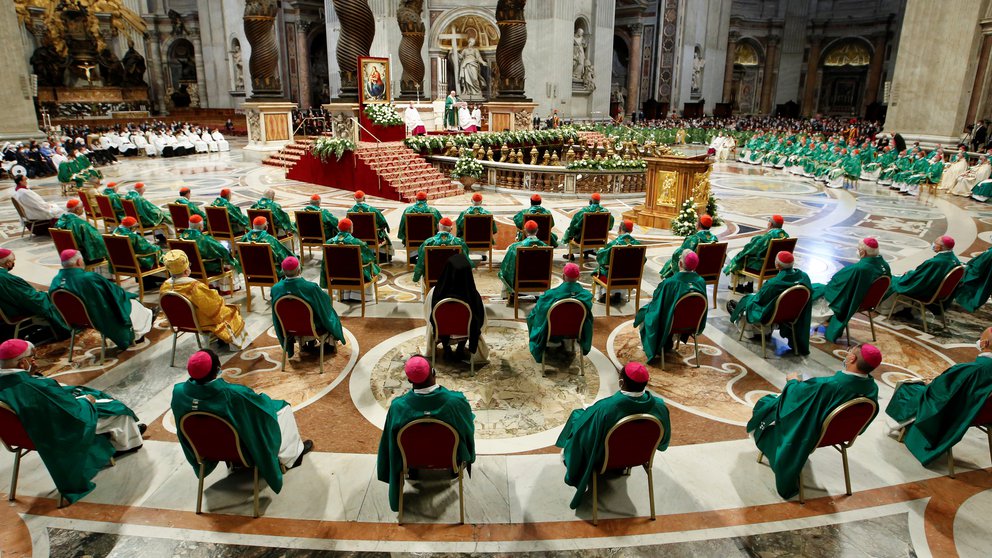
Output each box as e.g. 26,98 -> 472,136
451,151 -> 484,189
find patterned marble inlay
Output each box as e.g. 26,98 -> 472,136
711,174 -> 822,196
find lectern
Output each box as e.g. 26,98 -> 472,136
623,154 -> 713,229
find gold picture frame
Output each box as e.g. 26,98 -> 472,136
358,56 -> 390,105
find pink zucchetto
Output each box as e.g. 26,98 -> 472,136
404,356 -> 431,383
623,362 -> 649,383
682,251 -> 699,271
281,257 -> 300,271
863,237 -> 879,249
939,235 -> 955,249
60,249 -> 79,262
0,339 -> 30,361
563,263 -> 581,280
187,351 -> 214,379
859,344 -> 883,370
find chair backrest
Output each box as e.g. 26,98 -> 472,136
166,239 -> 209,280
462,214 -> 494,247
346,212 -> 379,246
404,213 -> 437,249
604,245 -> 646,285
0,302 -> 28,325
397,418 -> 460,472
160,291 -> 203,333
102,234 -> 141,275
578,212 -> 611,244
431,298 -> 472,338
524,213 -> 553,245
204,206 -> 234,238
971,394 -> 992,426
322,244 -> 364,285
758,237 -> 798,275
515,246 -> 554,291
295,211 -> 326,244
767,284 -> 811,326
424,246 -> 463,290
601,414 -> 665,473
95,195 -> 119,227
236,243 -> 278,285
50,289 -> 95,329
858,274 -> 892,312
78,191 -> 99,220
51,228 -> 81,256
930,265 -> 966,304
0,402 -> 36,452
178,412 -> 251,467
274,295 -> 322,337
695,242 -> 728,280
10,198 -> 28,223
247,209 -> 278,236
669,292 -> 708,335
168,203 -> 191,230
547,298 -> 587,338
121,199 -> 141,223
817,397 -> 878,448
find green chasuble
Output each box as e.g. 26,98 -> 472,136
444,95 -> 458,128
175,197 -> 207,221
0,371 -> 137,504
251,197 -> 297,234
633,271 -> 707,362
810,255 -> 891,343
723,228 -> 789,276
211,197 -> 249,233
747,371 -> 878,499
241,229 -> 296,278
954,248 -> 992,312
53,213 -> 107,264
730,268 -> 813,355
527,282 -> 594,362
885,355 -> 992,466
125,191 -> 171,226
841,154 -> 862,179
50,267 -> 138,348
171,378 -> 289,493
455,206 -> 497,238
270,276 -> 345,354
555,391 -> 671,509
178,228 -> 242,274
348,202 -> 391,244
57,155 -> 101,188
498,236 -> 548,292
513,206 -> 560,247
322,232 -> 380,286
397,200 -> 442,243
562,203 -> 615,244
112,226 -> 162,270
412,231 -> 471,282
885,250 -> 961,300
303,204 -> 339,240
659,230 -> 718,278
594,233 -> 642,276
376,386 -> 476,512
102,188 -> 125,219
0,268 -> 70,336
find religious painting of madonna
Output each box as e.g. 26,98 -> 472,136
359,57 -> 390,105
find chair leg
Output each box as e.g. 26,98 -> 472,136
195,463 -> 205,514
99,334 -> 106,364
319,339 -> 325,375
660,347 -> 665,371
514,295 -> 519,320
798,468 -> 806,504
761,326 -> 767,359
13,322 -> 20,340
578,348 -> 584,376
591,472 -> 598,526
170,331 -> 178,367
360,282 -> 367,318
868,311 -> 877,341
948,448 -> 955,479
846,323 -> 851,347
68,329 -> 77,362
757,452 -> 763,463
245,285 -> 253,313
693,335 -> 699,368
645,463 -> 656,520
886,295 -> 899,321
9,449 -> 23,501
918,301 -> 928,334
138,278 -> 145,303
398,470 -> 405,524
939,301 -> 948,329
253,466 -> 260,518
281,345 -> 287,371
458,466 -> 465,525
541,349 -> 546,374
841,446 -> 852,496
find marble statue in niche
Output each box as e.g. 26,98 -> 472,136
232,41 -> 245,91
572,28 -> 587,81
458,37 -> 488,100
691,44 -> 704,98
121,38 -> 147,86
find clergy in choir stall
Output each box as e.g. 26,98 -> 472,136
424,254 -> 489,365
102,181 -> 125,220
563,193 -> 615,260
51,249 -> 154,348
939,150 -> 969,191
810,237 -> 891,343
125,182 -> 171,227
555,362 -> 671,509
634,251 -> 707,362
513,194 -> 559,247
412,217 -> 470,283
594,219 -> 643,303
527,263 -> 594,363
498,220 -> 549,300
57,146 -> 102,190
349,190 -> 393,261
0,339 -> 145,504
179,214 -> 242,276
303,194 -> 339,240
397,191 -> 443,259
159,250 -> 248,349
748,343 -> 881,500
11,175 -> 60,222
322,218 -> 380,302
376,355 -> 476,513
723,214 -> 789,293
444,91 -> 459,131
242,216 -> 296,277
879,235 -> 962,317
175,186 -> 207,222
0,249 -> 70,338
272,256 -> 345,357
953,155 -> 992,197
210,188 -> 249,235
53,199 -> 108,265
972,176 -> 992,202
659,214 -> 718,279
455,193 -> 497,257
727,251 -> 813,356
171,350 -> 314,495
252,189 -> 296,235
886,328 -> 992,466
113,217 -> 164,273
404,102 -> 426,136
954,247 -> 992,312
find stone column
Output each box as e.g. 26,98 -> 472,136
494,0 -> 529,100
801,35 -> 823,116
625,23 -> 643,117
331,0 -> 374,101
0,0 -> 41,140
244,0 -> 283,98
192,28 -> 209,107
862,34 -> 887,112
397,0 -> 425,99
298,23 -> 311,108
759,35 -> 779,114
722,31 -> 739,103
146,28 -> 168,114
968,26 -> 992,124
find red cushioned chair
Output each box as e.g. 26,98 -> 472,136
160,292 -> 213,367
347,212 -> 385,262
178,411 -> 261,518
94,194 -> 120,233
886,266 -> 965,334
0,305 -> 33,340
0,401 -> 39,503
590,414 -> 666,525
322,244 -> 379,317
248,209 -> 295,253
77,191 -> 101,228
403,213 -> 437,269
543,298 -> 587,376
513,246 -> 554,320
591,244 -> 646,317
663,292 -> 709,370
273,294 -> 331,374
846,275 -> 892,345
205,205 -> 237,243
738,284 -> 811,358
461,214 -> 494,269
567,212 -> 611,260
760,397 -> 877,503
519,213 -> 553,246
166,239 -> 234,296
121,198 -> 170,239
102,234 -> 166,303
50,228 -> 108,273
50,289 -> 107,364
422,245 -> 463,298
236,242 -> 279,312
168,203 -> 191,232
695,242 -> 728,309
946,394 -> 992,478
396,418 -> 467,524
430,298 -> 475,375
294,211 -> 326,261
740,237 -> 798,290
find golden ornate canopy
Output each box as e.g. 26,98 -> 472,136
14,0 -> 146,56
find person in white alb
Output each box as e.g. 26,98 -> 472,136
12,175 -> 61,221
211,129 -> 230,152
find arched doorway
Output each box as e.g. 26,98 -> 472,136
611,35 -> 629,120
731,39 -> 763,114
309,30 -> 329,106
167,38 -> 198,108
428,9 -> 499,101
817,39 -> 872,116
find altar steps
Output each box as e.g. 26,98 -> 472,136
261,138 -> 314,169
354,143 -> 461,203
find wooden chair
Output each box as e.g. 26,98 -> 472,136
740,237 -> 798,289
77,190 -> 101,228
160,291 -> 214,367
50,228 -> 108,273
513,246 -> 554,320
738,284 -> 811,358
422,245 -> 464,298
662,292 -> 709,370
247,209 -> 295,253
396,418 -> 468,524
168,203 -> 192,232
519,213 -> 553,246
695,242 -> 728,309
845,275 -> 892,345
121,198 -> 170,239
347,212 -> 385,261
178,412 -> 261,518
404,213 -> 437,269
946,394 -> 992,478
294,211 -> 326,260
50,289 -> 107,363
166,239 -> 235,297
322,244 -> 379,317
205,205 -> 238,243
94,194 -> 120,233
542,298 -> 588,376
886,266 -> 965,333
429,298 -> 475,375
0,305 -> 33,340
462,214 -> 494,269
759,397 -> 877,503
590,414 -> 666,525
236,242 -> 280,312
10,198 -> 48,237
567,212 -> 611,259
102,234 -> 166,303
591,245 -> 646,316
273,295 -> 332,374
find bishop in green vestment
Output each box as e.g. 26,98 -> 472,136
397,193 -> 442,244
456,193 -> 498,240
211,189 -> 249,235
747,344 -> 881,499
176,187 -> 207,222
555,362 -> 670,509
498,221 -> 548,295
0,249 -> 70,337
527,264 -> 594,363
57,148 -> 102,189
954,247 -> 992,312
322,218 -> 381,286
886,329 -> 992,466
377,356 -> 475,512
723,215 -> 789,288
179,215 -> 242,274
252,189 -> 297,235
563,193 -> 615,254
113,218 -> 163,270
241,217 -> 296,278
728,251 -> 813,355
303,194 -> 339,240
594,219 -> 642,277
412,219 -> 470,283
102,183 -> 125,220
271,257 -> 345,357
810,237 -> 891,342
513,194 -> 559,247
660,214 -> 718,278
349,190 -> 393,255
634,251 -> 707,361
54,201 -> 108,264
444,92 -> 459,129
125,183 -> 171,227
882,235 -> 961,312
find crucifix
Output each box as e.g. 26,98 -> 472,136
438,29 -> 467,96
78,62 -> 98,86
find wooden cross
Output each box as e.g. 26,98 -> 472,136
438,30 -> 467,96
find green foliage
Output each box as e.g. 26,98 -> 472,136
566,157 -> 647,171
311,137 -> 356,162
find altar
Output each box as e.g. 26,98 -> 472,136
623,155 -> 713,229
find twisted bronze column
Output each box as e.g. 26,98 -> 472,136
244,0 -> 282,97
397,0 -> 425,99
332,0 -> 375,100
495,0 -> 528,99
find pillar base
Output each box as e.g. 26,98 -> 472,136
485,101 -> 538,131
243,101 -> 297,158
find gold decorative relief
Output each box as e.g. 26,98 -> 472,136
692,168 -> 711,204
656,171 -> 677,206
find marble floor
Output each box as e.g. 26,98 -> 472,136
1,140 -> 990,557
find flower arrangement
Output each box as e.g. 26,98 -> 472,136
671,198 -> 700,237
566,156 -> 647,171
311,137 -> 356,162
364,103 -> 404,127
706,193 -> 724,225
451,151 -> 484,179
404,127 -> 580,153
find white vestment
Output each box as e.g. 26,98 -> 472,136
953,162 -> 992,196
276,406 -> 305,468
211,131 -> 230,151
404,107 -> 425,132
13,187 -> 61,220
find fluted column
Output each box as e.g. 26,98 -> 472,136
244,0 -> 283,98
759,35 -> 779,114
863,34 -> 887,110
722,31 -> 739,103
625,24 -> 643,117
801,35 -> 823,116
332,0 -> 374,101
494,0 -> 529,100
397,0 -> 425,99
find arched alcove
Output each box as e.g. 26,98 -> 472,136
817,38 -> 873,116
731,39 -> 764,113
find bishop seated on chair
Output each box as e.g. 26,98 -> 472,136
53,199 -> 107,265
724,215 -> 789,294
272,256 -> 345,358
728,251 -> 813,356
527,263 -> 594,364
635,251 -> 707,362
0,248 -> 70,339
159,250 -> 248,350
